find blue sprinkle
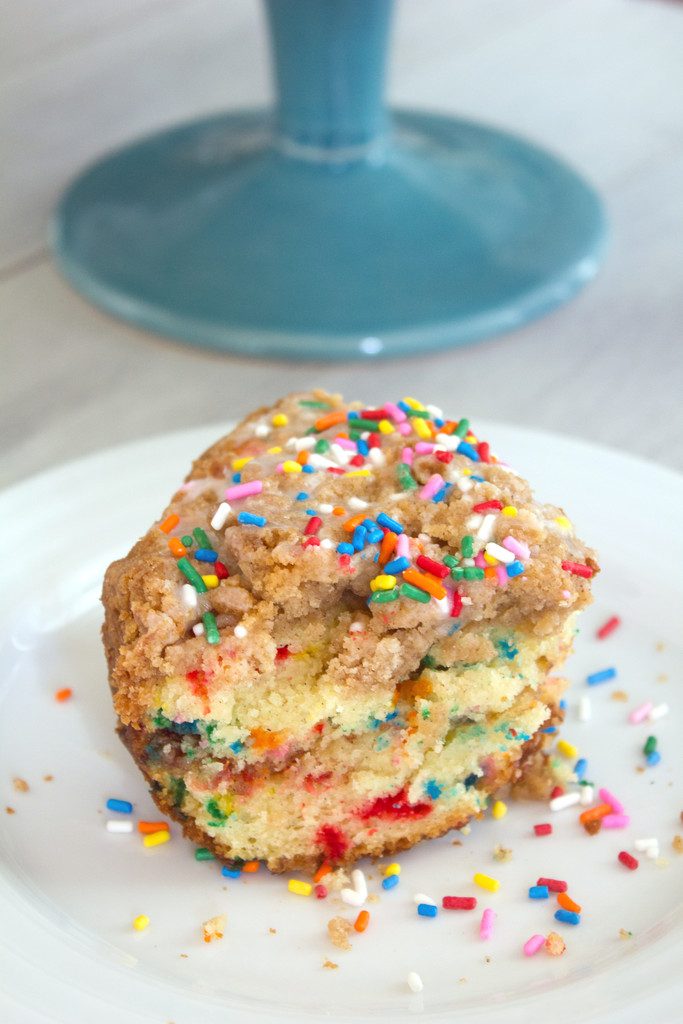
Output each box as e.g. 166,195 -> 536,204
574,757 -> 588,779
384,556 -> 410,574
366,527 -> 384,544
172,720 -> 200,735
425,780 -> 442,800
221,866 -> 241,878
357,439 -> 369,456
555,909 -> 581,925
470,474 -> 485,482
506,561 -> 525,577
529,885 -> 549,899
232,472 -> 241,483
587,667 -> 617,686
376,512 -> 403,534
397,400 -> 412,414
417,903 -> 437,918
432,485 -> 449,503
337,542 -> 354,555
559,699 -> 568,710
362,518 -> 376,529
542,725 -> 557,734
106,798 -> 133,814
646,750 -> 661,766
464,773 -> 478,789
296,492 -> 308,501
352,525 -> 367,551
348,411 -> 359,419
302,464 -> 315,474
382,874 -> 400,890
194,548 -> 218,562
305,509 -> 317,516
456,441 -> 479,461
434,417 -> 445,428
229,740 -> 244,754
237,512 -> 267,527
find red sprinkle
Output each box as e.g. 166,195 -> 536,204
368,433 -> 381,449
442,896 -> 477,910
550,785 -> 565,799
477,441 -> 490,463
339,554 -> 351,568
537,877 -> 567,892
326,467 -> 345,476
360,410 -> 385,420
618,851 -> 639,871
435,450 -> 453,464
349,454 -> 365,467
472,500 -> 503,513
534,823 -> 552,836
451,590 -> 463,618
416,554 -> 449,579
597,615 -> 621,640
314,884 -> 328,899
562,560 -> 594,579
214,560 -> 229,579
303,536 -> 321,547
304,516 -> 322,536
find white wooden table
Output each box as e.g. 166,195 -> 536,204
2,0 -> 683,490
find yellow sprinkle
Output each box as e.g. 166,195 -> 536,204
402,396 -> 425,411
378,419 -> 394,434
384,863 -> 401,877
557,739 -> 578,759
483,552 -> 498,566
370,574 -> 397,592
345,469 -> 371,477
142,830 -> 170,848
412,418 -> 431,440
272,413 -> 289,427
491,800 -> 507,820
288,879 -> 312,896
555,515 -> 572,530
132,914 -> 150,931
202,574 -> 219,589
465,434 -> 478,444
462,468 -> 472,476
473,872 -> 500,893
502,506 -> 518,517
267,445 -> 283,455
282,460 -> 302,473
232,456 -> 252,470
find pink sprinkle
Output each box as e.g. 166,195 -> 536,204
629,701 -> 653,725
502,535 -> 530,560
401,447 -> 414,466
396,534 -> 410,558
383,402 -> 407,423
523,934 -> 546,957
419,474 -> 444,501
480,908 -> 495,941
397,422 -> 412,436
598,788 -> 624,814
225,480 -> 263,500
495,565 -> 508,587
414,442 -> 435,455
333,437 -> 356,451
474,552 -> 486,568
602,813 -> 630,829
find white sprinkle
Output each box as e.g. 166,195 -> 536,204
340,889 -> 365,907
349,621 -> 365,633
434,596 -> 450,616
294,436 -> 316,451
413,893 -> 437,906
485,542 -> 514,564
648,702 -> 669,721
181,584 -> 198,609
320,538 -> 334,549
645,844 -> 660,860
368,448 -> 386,467
407,972 -> 423,993
476,514 -> 497,543
634,837 -> 659,851
456,476 -> 474,493
211,501 -> 232,530
348,497 -> 369,510
192,623 -> 205,636
308,453 -> 338,469
579,784 -> 594,806
330,444 -> 352,465
426,404 -> 443,420
106,819 -> 133,833
341,869 -> 368,906
318,503 -> 334,514
254,423 -> 269,438
234,624 -> 248,639
435,432 -> 459,452
578,695 -> 592,722
550,791 -> 581,812
466,514 -> 483,530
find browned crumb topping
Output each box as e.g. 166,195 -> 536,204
323,960 -> 339,970
672,836 -> 683,854
611,690 -> 629,702
545,931 -> 566,956
327,917 -> 353,951
201,915 -> 226,943
12,777 -> 29,793
5,806 -> 15,815
619,928 -> 633,940
493,844 -> 513,862
583,818 -> 601,835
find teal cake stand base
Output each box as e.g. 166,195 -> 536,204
53,3 -> 606,360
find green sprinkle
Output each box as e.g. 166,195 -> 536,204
421,654 -> 437,669
193,527 -> 211,548
443,554 -> 460,568
407,409 -> 430,419
397,463 -> 418,491
299,400 -> 331,409
206,798 -> 227,822
169,777 -> 186,808
400,582 -> 431,604
314,439 -> 330,454
461,535 -> 474,558
450,566 -> 465,581
371,588 -> 399,603
455,418 -> 470,438
644,735 -> 657,756
203,611 -> 220,645
181,535 -> 193,547
195,847 -> 215,861
177,557 -> 207,592
350,418 -> 381,432
421,706 -> 431,719
463,566 -> 485,580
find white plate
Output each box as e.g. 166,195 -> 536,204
1,423 -> 682,1024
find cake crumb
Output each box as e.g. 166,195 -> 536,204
12,777 -> 29,793
451,839 -> 462,847
323,960 -> 339,970
43,775 -> 54,782
611,690 -> 629,702
327,916 -> 353,951
269,927 -> 277,934
179,953 -> 188,958
484,956 -> 492,964
672,836 -> 683,854
583,818 -> 601,835
655,641 -> 665,652
493,844 -> 513,862
657,674 -> 668,683
202,915 -> 226,943
619,928 -> 633,940
545,931 -> 566,956
367,893 -> 380,904
326,868 -> 350,893
5,806 -> 15,815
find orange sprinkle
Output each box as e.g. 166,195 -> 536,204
314,860 -> 333,883
557,892 -> 582,914
579,803 -> 612,825
378,530 -> 398,566
250,727 -> 286,752
402,568 -> 447,600
343,513 -> 367,533
159,513 -> 180,534
296,450 -> 309,465
332,507 -> 346,517
168,537 -> 186,558
484,566 -> 497,579
315,411 -> 346,432
138,820 -> 170,835
55,687 -> 72,702
242,860 -> 260,873
354,910 -> 370,933
440,421 -> 457,435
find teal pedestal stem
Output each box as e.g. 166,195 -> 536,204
53,0 -> 606,360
